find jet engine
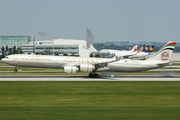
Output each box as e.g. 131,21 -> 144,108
80,64 -> 95,72
64,66 -> 79,73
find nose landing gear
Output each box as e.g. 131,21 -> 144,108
14,66 -> 17,73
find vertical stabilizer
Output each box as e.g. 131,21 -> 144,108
142,45 -> 149,52
146,45 -> 155,53
86,28 -> 94,49
147,41 -> 176,61
129,45 -> 138,52
127,46 -> 132,50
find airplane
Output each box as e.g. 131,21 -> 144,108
1,41 -> 176,77
1,52 -> 121,77
128,45 -> 155,59
98,44 -> 138,58
103,41 -> 176,72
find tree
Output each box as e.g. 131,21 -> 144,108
9,48 -> 13,55
1,46 -> 5,58
6,46 -> 8,51
17,48 -> 23,54
95,54 -> 101,58
90,53 -> 93,57
63,53 -> 68,56
5,45 -> 9,55
13,46 -> 17,54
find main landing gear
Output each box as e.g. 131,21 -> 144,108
89,71 -> 98,78
14,66 -> 17,73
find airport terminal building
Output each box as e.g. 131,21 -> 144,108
22,38 -> 97,57
0,35 -> 36,48
1,29 -> 96,57
22,29 -> 96,57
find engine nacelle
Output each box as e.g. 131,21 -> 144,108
64,66 -> 79,73
80,64 -> 95,72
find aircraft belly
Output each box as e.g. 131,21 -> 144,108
108,64 -> 147,72
4,61 -> 18,66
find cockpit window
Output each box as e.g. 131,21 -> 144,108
5,57 -> 9,59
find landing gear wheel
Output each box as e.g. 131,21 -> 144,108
89,73 -> 98,78
89,73 -> 93,77
94,73 -> 98,78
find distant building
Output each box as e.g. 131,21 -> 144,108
22,29 -> 97,57
22,39 -> 97,57
0,35 -> 36,48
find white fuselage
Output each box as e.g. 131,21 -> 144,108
1,54 -> 169,73
99,49 -> 136,57
106,59 -> 159,72
1,54 -> 114,69
128,52 -> 150,58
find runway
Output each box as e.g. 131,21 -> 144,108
0,75 -> 180,81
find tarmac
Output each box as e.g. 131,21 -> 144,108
0,52 -> 179,81
0,75 -> 180,81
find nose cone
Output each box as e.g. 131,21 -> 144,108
1,58 -> 5,62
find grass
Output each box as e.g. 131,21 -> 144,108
0,81 -> 180,120
172,63 -> 180,66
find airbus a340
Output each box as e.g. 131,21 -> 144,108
1,41 -> 176,77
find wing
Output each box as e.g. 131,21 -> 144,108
93,57 -> 121,67
63,57 -> 121,68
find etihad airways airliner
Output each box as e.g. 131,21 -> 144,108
1,41 -> 176,77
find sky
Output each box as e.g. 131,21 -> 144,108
0,0 -> 180,43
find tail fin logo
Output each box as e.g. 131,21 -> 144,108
137,49 -> 141,53
161,51 -> 169,61
145,47 -> 148,50
149,47 -> 153,51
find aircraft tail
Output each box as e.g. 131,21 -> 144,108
127,46 -> 132,50
142,45 -> 149,52
129,44 -> 138,52
142,45 -> 155,53
140,44 -> 146,51
147,41 -> 176,61
147,45 -> 155,52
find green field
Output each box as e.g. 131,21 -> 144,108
0,82 -> 180,120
